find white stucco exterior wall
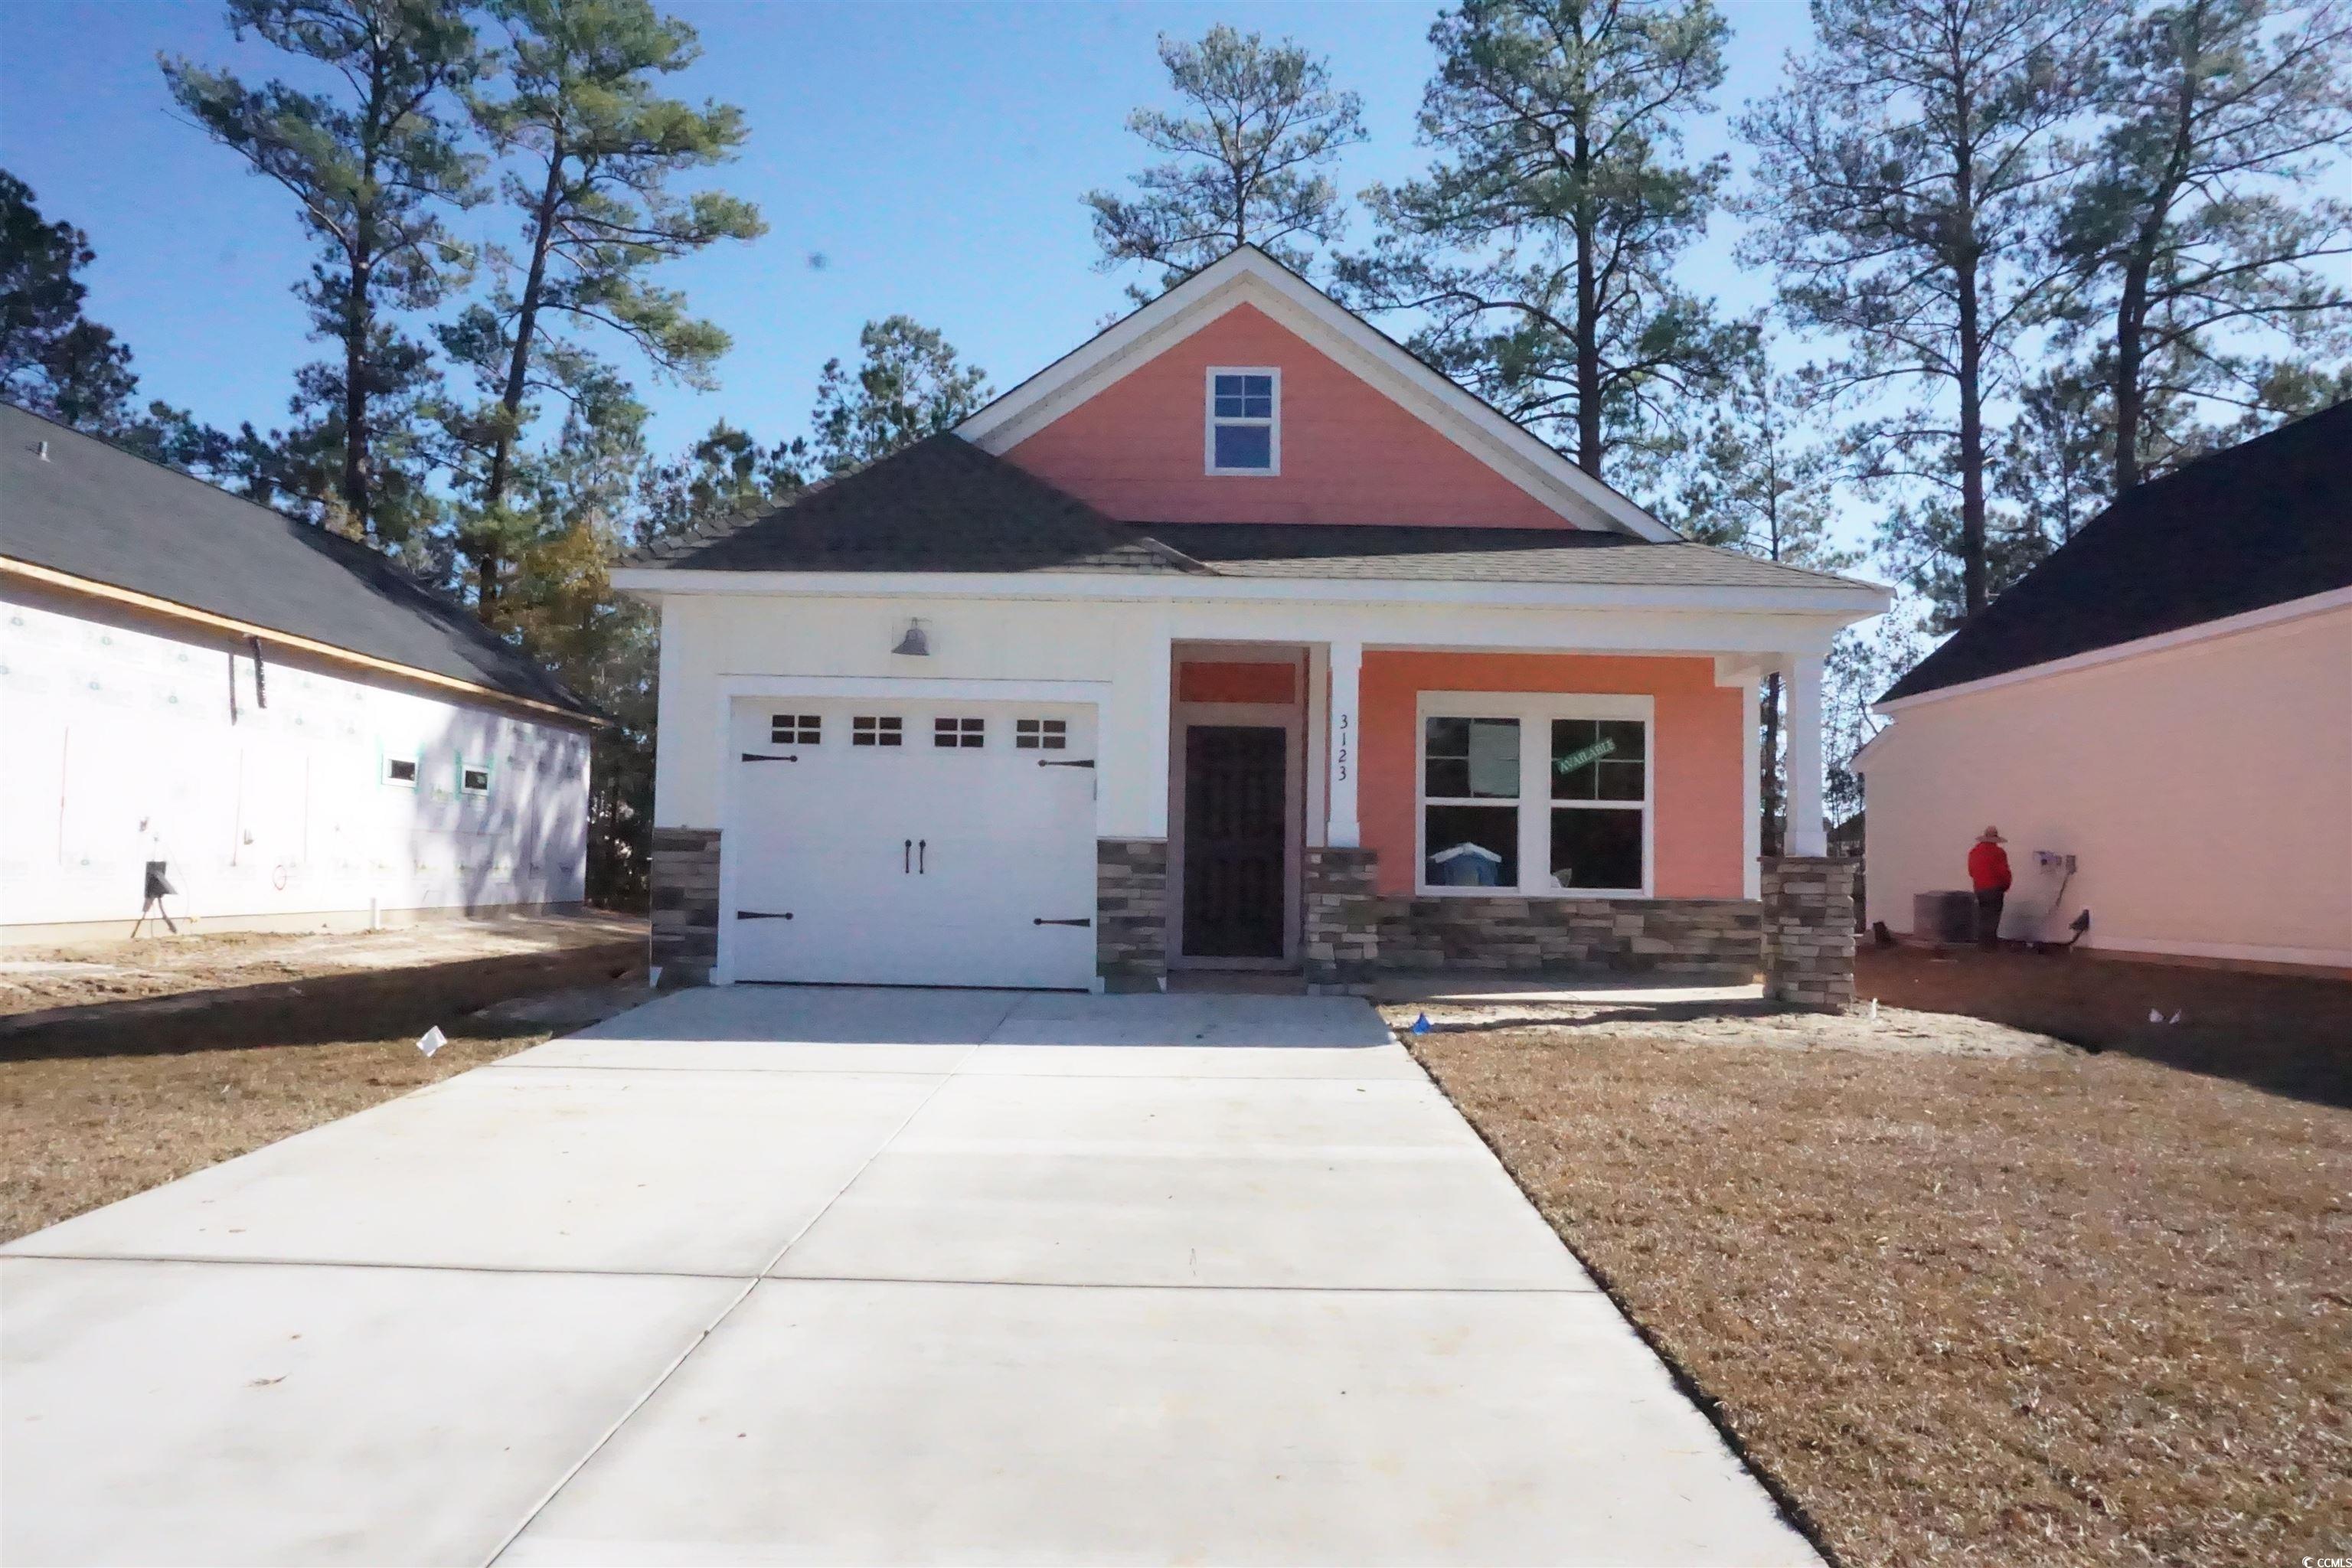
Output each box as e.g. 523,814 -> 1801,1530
1857,599 -> 2352,969
1,592 -> 590,938
645,585 -> 1870,848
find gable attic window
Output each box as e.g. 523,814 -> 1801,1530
1206,368 -> 1279,474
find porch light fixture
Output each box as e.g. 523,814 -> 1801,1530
891,618 -> 931,657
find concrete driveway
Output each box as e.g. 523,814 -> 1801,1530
3,987 -> 1816,1567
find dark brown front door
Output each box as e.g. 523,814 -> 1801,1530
1182,725 -> 1288,959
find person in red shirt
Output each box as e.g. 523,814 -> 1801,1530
1967,827 -> 2012,951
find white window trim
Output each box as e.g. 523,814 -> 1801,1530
382,752 -> 420,789
459,757 -> 494,796
1414,691 -> 1656,899
1204,365 -> 1281,476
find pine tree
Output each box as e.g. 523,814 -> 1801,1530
632,420 -> 808,547
165,0 -> 486,546
1341,0 -> 1740,484
1086,25 -> 1365,297
1674,343 -> 1857,851
2057,0 -> 2352,491
0,171 -> 139,428
496,395 -> 658,900
444,0 -> 763,613
1739,0 -> 2116,621
808,317 -> 991,476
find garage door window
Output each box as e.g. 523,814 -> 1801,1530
852,716 -> 903,746
1014,717 -> 1067,750
934,717 -> 985,749
772,714 -> 821,745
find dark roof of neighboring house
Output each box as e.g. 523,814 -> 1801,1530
0,403 -> 593,718
630,432 -> 1870,593
1885,400 -> 2352,702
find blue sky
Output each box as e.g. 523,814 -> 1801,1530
0,0 -> 1814,470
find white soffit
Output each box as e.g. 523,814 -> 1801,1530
952,247 -> 1681,544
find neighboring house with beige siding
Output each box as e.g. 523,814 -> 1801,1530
1857,403 -> 2351,975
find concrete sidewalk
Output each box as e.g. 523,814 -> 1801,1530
2,986 -> 1816,1566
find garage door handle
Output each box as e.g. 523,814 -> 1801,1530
740,752 -> 798,763
918,838 -> 926,874
735,910 -> 794,920
903,838 -> 912,874
1038,758 -> 1095,769
1034,916 -> 1092,927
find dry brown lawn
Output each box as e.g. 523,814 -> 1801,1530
1408,1015 -> 2350,1568
1,1025 -> 552,1243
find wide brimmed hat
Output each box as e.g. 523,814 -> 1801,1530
1978,826 -> 2007,843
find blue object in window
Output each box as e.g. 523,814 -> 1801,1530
1429,841 -> 1504,887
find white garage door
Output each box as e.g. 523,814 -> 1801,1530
724,697 -> 1099,989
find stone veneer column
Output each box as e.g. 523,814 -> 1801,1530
1302,846 -> 1382,993
1762,854 -> 1857,1009
1096,838 -> 1168,989
648,827 -> 720,985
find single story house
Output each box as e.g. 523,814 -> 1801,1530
1857,400 -> 2350,975
616,247 -> 1890,998
1,403 -> 597,943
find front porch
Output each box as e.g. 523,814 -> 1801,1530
1103,632 -> 1856,1008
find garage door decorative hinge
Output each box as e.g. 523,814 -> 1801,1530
740,752 -> 799,763
1037,758 -> 1095,769
735,910 -> 795,920
1033,916 -> 1092,927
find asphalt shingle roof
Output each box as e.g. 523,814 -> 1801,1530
1883,400 -> 2352,701
630,433 -> 1199,576
0,403 -> 593,717
632,433 -> 1871,593
1145,524 -> 1867,588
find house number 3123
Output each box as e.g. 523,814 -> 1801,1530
1336,713 -> 1351,781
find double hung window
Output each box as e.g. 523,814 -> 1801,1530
1206,369 -> 1278,473
1417,696 -> 1652,895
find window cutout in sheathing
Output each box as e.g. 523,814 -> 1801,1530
461,766 -> 492,795
1014,717 -> 1067,750
852,716 -> 903,746
934,717 -> 985,749
385,756 -> 419,785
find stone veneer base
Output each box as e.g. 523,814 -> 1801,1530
1096,838 -> 1169,989
1761,855 -> 1858,1010
1302,847 -> 1766,995
648,826 -> 720,986
644,831 -> 1849,1008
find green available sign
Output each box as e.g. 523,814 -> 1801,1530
1553,737 -> 1617,775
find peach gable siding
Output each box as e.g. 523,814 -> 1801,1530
1001,303 -> 1576,528
1357,652 -> 1747,899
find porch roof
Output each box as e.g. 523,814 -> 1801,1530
628,433 -> 1878,597
1145,524 -> 1864,590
